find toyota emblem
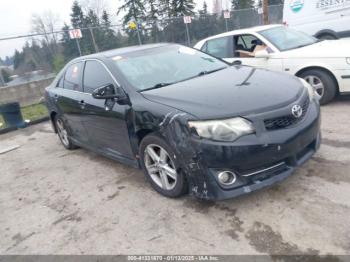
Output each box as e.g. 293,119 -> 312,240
291,105 -> 303,118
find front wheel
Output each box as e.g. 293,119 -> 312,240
300,69 -> 337,105
139,134 -> 188,198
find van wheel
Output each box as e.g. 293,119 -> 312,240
55,116 -> 78,150
139,134 -> 188,198
299,69 -> 337,105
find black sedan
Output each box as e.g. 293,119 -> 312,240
45,43 -> 321,200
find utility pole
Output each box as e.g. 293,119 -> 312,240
262,0 -> 269,25
89,27 -> 99,53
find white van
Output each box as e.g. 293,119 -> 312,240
283,0 -> 350,39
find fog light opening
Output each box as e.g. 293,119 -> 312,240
217,171 -> 237,186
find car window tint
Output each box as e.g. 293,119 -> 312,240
64,62 -> 83,91
206,37 -> 229,58
83,61 -> 114,94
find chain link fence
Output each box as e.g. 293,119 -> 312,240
0,5 -> 283,130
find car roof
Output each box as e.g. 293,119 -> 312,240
72,43 -> 174,62
197,24 -> 282,43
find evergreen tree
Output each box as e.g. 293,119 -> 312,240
61,23 -> 80,60
118,0 -> 146,25
145,0 -> 160,43
1,69 -> 11,83
71,1 -> 85,28
199,1 -> 208,15
13,50 -> 24,70
100,10 -> 121,50
171,0 -> 195,16
231,0 -> 255,10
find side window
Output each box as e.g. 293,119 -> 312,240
205,37 -> 229,58
56,76 -> 64,88
235,35 -> 260,52
83,61 -> 114,94
234,34 -> 269,58
64,62 -> 83,91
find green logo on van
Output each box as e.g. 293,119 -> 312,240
290,0 -> 304,12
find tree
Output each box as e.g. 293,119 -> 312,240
13,50 -> 24,70
1,69 -> 11,83
100,10 -> 121,50
31,11 -> 60,56
118,0 -> 146,25
199,1 -> 208,15
68,1 -> 95,55
171,0 -> 195,16
81,0 -> 107,18
231,0 -> 255,10
71,1 -> 85,28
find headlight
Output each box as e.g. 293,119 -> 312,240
346,57 -> 350,65
188,117 -> 255,142
300,78 -> 320,101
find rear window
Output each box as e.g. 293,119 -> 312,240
64,62 -> 83,91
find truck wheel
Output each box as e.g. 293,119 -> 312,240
299,69 -> 337,105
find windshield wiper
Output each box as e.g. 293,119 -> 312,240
196,67 -> 227,77
139,67 -> 227,92
139,82 -> 174,92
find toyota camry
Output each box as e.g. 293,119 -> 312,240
45,43 -> 321,200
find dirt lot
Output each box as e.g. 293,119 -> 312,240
1,97 -> 350,256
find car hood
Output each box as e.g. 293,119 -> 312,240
141,66 -> 303,119
280,39 -> 350,58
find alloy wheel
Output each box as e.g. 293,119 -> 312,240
144,144 -> 177,190
56,118 -> 70,147
304,75 -> 325,98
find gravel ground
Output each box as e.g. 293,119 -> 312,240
0,96 -> 350,256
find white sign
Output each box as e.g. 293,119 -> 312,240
69,29 -> 83,39
258,7 -> 263,14
224,11 -> 230,19
183,16 -> 192,24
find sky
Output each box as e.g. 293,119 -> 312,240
0,0 -> 215,59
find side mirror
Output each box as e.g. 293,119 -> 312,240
92,84 -> 119,99
254,49 -> 270,59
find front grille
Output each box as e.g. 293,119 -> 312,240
264,97 -> 310,131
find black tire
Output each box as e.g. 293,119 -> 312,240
317,34 -> 337,40
54,115 -> 78,150
299,69 -> 337,105
139,133 -> 188,198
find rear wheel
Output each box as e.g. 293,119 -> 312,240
55,116 -> 77,150
139,134 -> 187,198
299,69 -> 337,105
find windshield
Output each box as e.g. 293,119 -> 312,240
259,26 -> 317,51
111,45 -> 228,91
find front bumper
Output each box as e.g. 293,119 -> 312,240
186,99 -> 321,200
